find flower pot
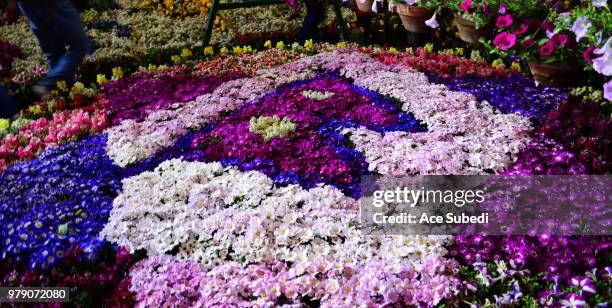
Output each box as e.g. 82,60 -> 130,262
454,14 -> 486,44
395,4 -> 433,33
355,0 -> 374,14
528,61 -> 582,87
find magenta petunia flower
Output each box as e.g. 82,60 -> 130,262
553,33 -> 569,46
493,32 -> 517,50
514,24 -> 528,35
496,15 -> 513,28
460,0 -> 472,11
521,38 -> 536,48
539,40 -> 556,57
583,45 -> 599,64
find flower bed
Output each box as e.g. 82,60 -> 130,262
0,46 -> 609,307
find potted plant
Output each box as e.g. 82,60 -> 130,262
482,4 -> 584,86
448,0 -> 504,44
388,0 -> 439,33
554,2 -> 610,97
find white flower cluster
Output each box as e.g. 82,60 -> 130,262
102,159 -> 450,268
346,67 -> 532,175
301,89 -> 336,100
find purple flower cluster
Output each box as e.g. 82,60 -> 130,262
193,73 -> 426,197
502,135 -> 589,175
0,134 -> 122,270
450,234 -> 611,282
539,100 -> 611,174
102,71 -> 244,125
426,73 -> 568,123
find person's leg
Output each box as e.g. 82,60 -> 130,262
17,0 -> 90,88
0,85 -> 18,119
44,0 -> 91,86
297,0 -> 325,43
16,2 -> 66,73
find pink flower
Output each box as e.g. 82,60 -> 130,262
583,45 -> 597,64
540,40 -> 556,57
496,15 -> 513,28
553,33 -> 569,46
493,32 -> 517,50
514,24 -> 528,35
482,3 -> 492,16
460,0 -> 472,11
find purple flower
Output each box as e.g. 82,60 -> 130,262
569,276 -> 597,295
425,14 -> 439,29
572,16 -> 591,41
604,79 -> 611,101
559,293 -> 587,307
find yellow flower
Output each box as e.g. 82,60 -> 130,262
336,41 -> 346,49
147,64 -> 158,71
243,45 -> 252,53
264,40 -> 272,49
181,48 -> 193,58
28,105 -> 43,115
424,43 -> 434,53
388,47 -> 397,53
0,119 -> 9,131
233,46 -> 243,54
276,41 -> 285,50
511,62 -> 521,72
492,59 -> 505,69
56,81 -> 68,92
455,48 -> 464,56
96,74 -> 108,85
304,39 -> 314,50
71,82 -> 85,96
220,47 -> 228,54
171,55 -> 181,64
112,67 -> 124,80
204,46 -> 214,56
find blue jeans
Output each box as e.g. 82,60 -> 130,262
17,0 -> 90,87
0,84 -> 18,118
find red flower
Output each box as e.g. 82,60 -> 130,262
583,45 -> 601,64
521,39 -> 536,48
496,15 -> 513,28
539,40 -> 556,57
460,0 -> 472,11
493,32 -> 517,50
514,24 -> 528,35
553,33 -> 569,46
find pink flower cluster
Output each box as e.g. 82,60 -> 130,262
0,107 -> 108,169
130,255 -> 461,307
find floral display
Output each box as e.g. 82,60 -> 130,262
0,3 -> 610,304
130,254 -> 461,307
101,70 -> 245,125
0,245 -> 137,307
